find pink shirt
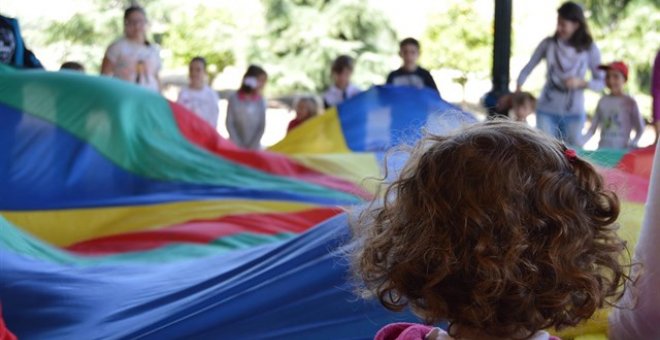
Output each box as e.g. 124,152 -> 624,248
375,323 -> 559,340
652,51 -> 660,122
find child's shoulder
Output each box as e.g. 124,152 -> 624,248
616,94 -> 639,107
599,94 -> 639,110
416,66 -> 432,74
388,67 -> 404,76
107,37 -> 128,50
622,93 -> 638,103
204,86 -> 219,99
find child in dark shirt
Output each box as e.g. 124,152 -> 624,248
386,38 -> 439,94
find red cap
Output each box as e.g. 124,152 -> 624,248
598,61 -> 628,80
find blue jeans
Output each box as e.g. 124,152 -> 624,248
536,111 -> 585,146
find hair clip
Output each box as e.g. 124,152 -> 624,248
564,148 -> 578,162
242,76 -> 258,89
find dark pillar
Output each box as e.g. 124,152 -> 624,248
484,0 -> 512,116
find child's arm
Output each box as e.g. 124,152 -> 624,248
583,101 -> 602,143
101,42 -> 119,76
100,56 -> 113,76
629,98 -> 645,147
609,146 -> 660,339
225,96 -> 240,143
385,71 -> 394,85
211,90 -> 220,117
176,88 -> 186,104
249,102 -> 267,149
585,44 -> 605,92
516,38 -> 548,90
424,71 -> 439,93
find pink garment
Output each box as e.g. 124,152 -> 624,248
609,144 -> 660,339
374,323 -> 561,340
375,323 -> 435,340
652,50 -> 660,122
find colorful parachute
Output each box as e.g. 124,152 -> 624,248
0,64 -> 653,339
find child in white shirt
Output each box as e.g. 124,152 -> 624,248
323,55 -> 361,108
101,6 -> 162,92
583,61 -> 644,149
177,57 -> 220,128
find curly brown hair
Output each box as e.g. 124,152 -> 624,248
351,120 -> 628,339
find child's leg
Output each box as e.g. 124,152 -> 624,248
560,114 -> 586,146
535,111 -> 561,140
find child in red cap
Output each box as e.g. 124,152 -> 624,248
583,61 -> 645,149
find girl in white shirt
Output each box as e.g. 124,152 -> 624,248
101,6 -> 161,92
177,57 -> 220,128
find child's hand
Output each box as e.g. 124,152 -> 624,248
564,77 -> 586,90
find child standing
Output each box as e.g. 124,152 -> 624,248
386,38 -> 439,93
323,55 -> 361,108
583,61 -> 644,149
177,57 -> 220,128
226,65 -> 268,150
288,96 -> 319,132
516,2 -> 604,146
101,6 -> 162,92
352,120 -> 628,340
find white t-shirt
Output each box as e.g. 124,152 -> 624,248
584,94 -> 644,149
177,85 -> 220,128
104,37 -> 161,92
323,84 -> 361,108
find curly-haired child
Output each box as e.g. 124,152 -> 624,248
351,120 -> 629,340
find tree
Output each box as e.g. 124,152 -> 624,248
42,0 -> 160,71
41,0 -> 236,79
421,1 -> 492,102
160,5 -> 236,83
249,0 -> 398,95
586,0 -> 660,95
583,0 -> 634,29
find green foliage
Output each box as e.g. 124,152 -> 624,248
582,0 -> 633,28
43,9 -> 119,71
588,1 -> 660,94
421,1 -> 492,80
250,0 -> 397,95
45,14 -> 97,45
160,6 -> 236,82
